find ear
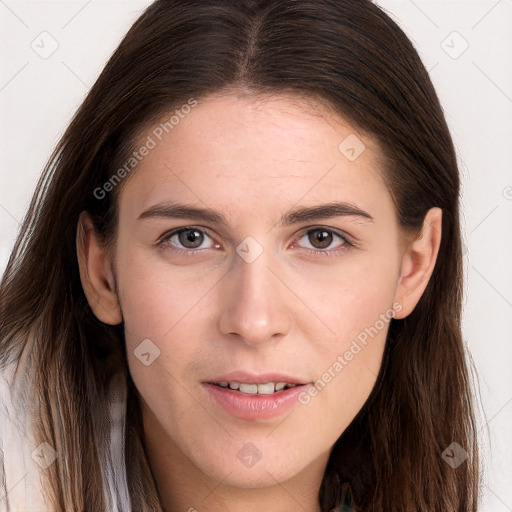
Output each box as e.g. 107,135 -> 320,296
393,207 -> 442,320
76,211 -> 123,325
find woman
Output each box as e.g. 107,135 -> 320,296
0,0 -> 480,510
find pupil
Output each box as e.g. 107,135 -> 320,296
310,229 -> 332,249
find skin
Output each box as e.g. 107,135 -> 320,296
77,92 -> 442,512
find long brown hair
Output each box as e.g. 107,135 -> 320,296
0,1 -> 480,510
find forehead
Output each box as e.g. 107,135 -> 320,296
117,93 -> 391,224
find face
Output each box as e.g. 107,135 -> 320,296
111,93 -> 406,488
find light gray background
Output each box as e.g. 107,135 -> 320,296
0,1 -> 511,510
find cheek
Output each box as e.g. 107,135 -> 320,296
295,250 -> 399,413
115,246 -> 221,400
294,245 -> 400,342
115,244 -> 212,341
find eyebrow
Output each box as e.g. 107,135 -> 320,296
138,201 -> 374,227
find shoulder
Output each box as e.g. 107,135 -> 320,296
0,363 -> 50,511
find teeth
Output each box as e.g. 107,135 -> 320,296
256,383 -> 275,395
239,383 -> 258,394
215,381 -> 298,394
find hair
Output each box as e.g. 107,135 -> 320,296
0,0 -> 480,510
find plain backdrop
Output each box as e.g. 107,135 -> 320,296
0,1 -> 511,510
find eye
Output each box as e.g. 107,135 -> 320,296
157,225 -> 354,257
295,227 -> 353,256
158,227 -> 219,253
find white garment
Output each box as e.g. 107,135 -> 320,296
0,362 -> 48,511
0,364 -> 131,511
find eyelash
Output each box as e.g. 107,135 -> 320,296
157,225 -> 355,257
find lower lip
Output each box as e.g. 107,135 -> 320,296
202,383 -> 310,420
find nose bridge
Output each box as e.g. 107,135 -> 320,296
235,239 -> 273,303
217,235 -> 291,345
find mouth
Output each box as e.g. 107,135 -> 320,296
203,372 -> 312,420
209,381 -> 303,395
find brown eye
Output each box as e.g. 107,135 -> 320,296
308,228 -> 333,249
295,227 -> 352,256
177,228 -> 204,248
158,226 -> 219,253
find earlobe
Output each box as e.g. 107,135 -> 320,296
393,207 -> 443,320
76,211 -> 123,325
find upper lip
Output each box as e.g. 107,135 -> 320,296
206,371 -> 310,385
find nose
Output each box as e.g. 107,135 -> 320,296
217,242 -> 292,347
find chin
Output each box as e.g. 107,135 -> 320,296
190,441 -> 307,487
205,462 -> 299,488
